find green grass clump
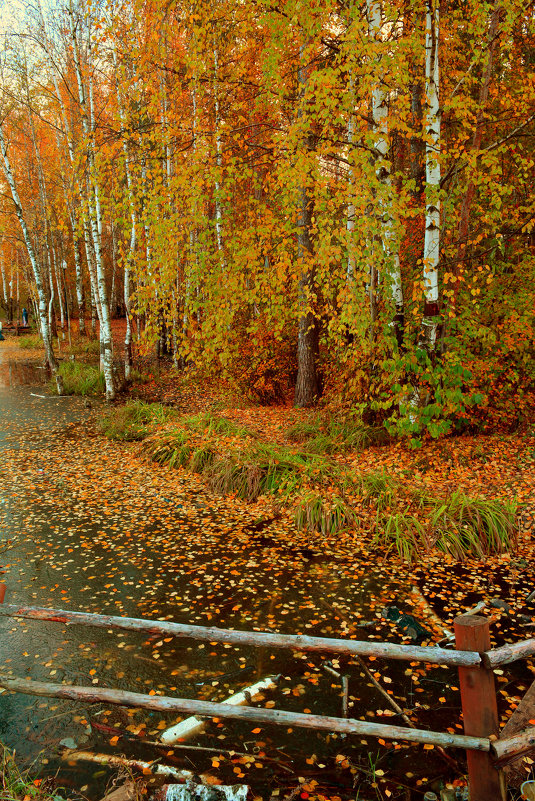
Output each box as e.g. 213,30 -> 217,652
293,492 -> 357,535
286,415 -> 388,454
147,430 -> 191,469
204,444 -> 315,501
431,492 -> 518,559
1,742 -> 65,801
183,412 -> 254,440
143,416 -> 519,560
372,491 -> 517,562
100,401 -> 177,441
50,361 -> 105,396
359,470 -> 401,513
17,334 -> 43,349
372,513 -> 426,563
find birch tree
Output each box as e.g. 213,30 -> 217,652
0,121 -> 64,392
68,0 -> 116,400
366,0 -> 404,345
420,0 -> 440,351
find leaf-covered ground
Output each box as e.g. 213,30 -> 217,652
0,342 -> 534,800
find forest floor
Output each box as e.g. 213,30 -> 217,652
1,331 -> 535,800
130,360 -> 535,634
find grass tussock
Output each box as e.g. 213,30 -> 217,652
286,414 -> 388,454
370,491 -> 518,563
293,492 -> 357,535
1,743 -> 64,801
430,492 -> 518,559
100,400 -> 178,441
50,361 -> 105,396
106,408 -> 519,560
183,412 -> 254,440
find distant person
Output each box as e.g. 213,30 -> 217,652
22,308 -> 28,326
0,321 -> 4,341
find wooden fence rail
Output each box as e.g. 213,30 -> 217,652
1,596 -> 535,801
0,603 -> 482,666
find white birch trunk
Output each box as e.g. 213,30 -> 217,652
39,0 -> 86,337
367,0 -> 404,342
68,0 -> 115,399
346,74 -> 356,281
0,251 -> 8,305
421,0 -> 441,350
0,124 -> 63,393
213,47 -> 225,264
114,48 -> 135,380
53,245 -> 65,330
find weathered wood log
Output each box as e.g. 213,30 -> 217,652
491,727 -> 535,765
154,784 -> 249,801
160,676 -> 278,744
0,673 -> 490,752
454,615 -> 505,801
498,679 -> 535,784
0,604 -> 481,667
482,639 -> 535,669
62,750 -> 211,782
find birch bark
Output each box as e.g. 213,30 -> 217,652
421,0 -> 441,351
367,0 -> 404,346
114,50 -> 136,380
294,43 -> 320,408
69,0 -> 115,399
0,124 -> 63,392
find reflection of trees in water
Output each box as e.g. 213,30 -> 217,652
0,361 -> 47,387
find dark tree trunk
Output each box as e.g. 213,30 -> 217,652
295,170 -> 319,408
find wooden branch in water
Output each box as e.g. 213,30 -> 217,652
482,639 -> 535,669
0,673 -> 490,752
0,604 -> 481,667
160,676 -> 278,744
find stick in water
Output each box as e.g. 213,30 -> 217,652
160,676 -> 278,745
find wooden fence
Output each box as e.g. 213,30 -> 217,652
0,595 -> 534,801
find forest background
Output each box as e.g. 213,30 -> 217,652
0,0 -> 534,443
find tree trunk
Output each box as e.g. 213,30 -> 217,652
367,0 -> 404,347
294,45 -> 320,408
452,0 -> 501,312
420,0 -> 441,352
0,124 -> 63,393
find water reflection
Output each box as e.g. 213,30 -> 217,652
0,359 -> 48,388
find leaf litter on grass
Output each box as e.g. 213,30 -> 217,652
0,376 -> 534,799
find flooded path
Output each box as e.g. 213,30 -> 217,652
0,344 -> 456,800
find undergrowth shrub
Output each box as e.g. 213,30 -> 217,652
228,319 -> 297,404
67,336 -> 101,357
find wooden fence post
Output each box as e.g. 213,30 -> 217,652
454,614 -> 506,801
